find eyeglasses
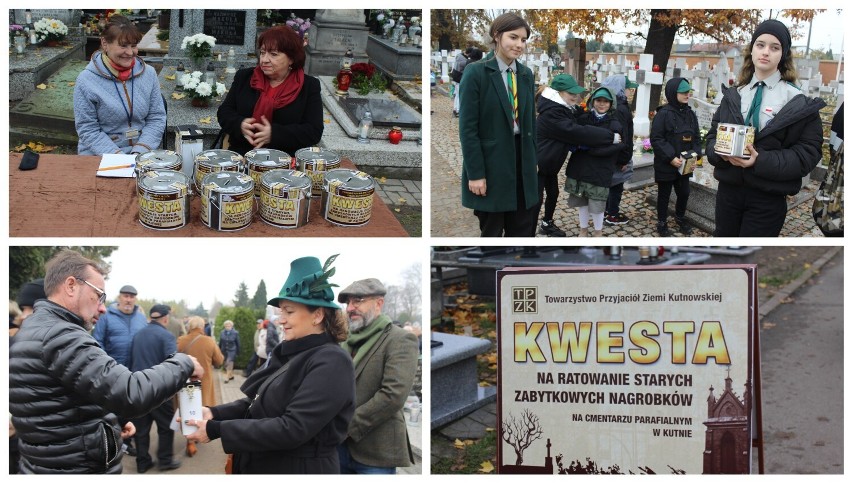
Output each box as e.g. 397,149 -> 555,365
76,278 -> 107,305
345,296 -> 375,307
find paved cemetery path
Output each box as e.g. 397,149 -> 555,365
430,86 -> 823,238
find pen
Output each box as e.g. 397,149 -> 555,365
98,164 -> 135,171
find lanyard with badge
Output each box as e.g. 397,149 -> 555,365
102,55 -> 139,142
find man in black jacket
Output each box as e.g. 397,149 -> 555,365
128,304 -> 183,473
9,250 -> 203,474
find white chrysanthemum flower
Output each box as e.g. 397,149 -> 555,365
180,73 -> 194,86
195,82 -> 213,97
215,82 -> 226,96
184,77 -> 200,90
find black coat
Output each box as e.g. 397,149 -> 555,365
9,300 -> 194,474
565,108 -> 626,188
706,85 -> 826,195
614,96 -> 635,166
651,77 -> 703,182
535,92 -> 614,176
207,333 -> 354,474
217,68 -> 324,156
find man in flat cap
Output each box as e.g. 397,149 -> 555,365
338,278 -> 419,474
126,304 -> 182,472
91,284 -> 148,455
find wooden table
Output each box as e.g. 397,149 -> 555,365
9,153 -> 408,237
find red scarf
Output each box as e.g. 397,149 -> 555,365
104,53 -> 135,82
250,65 -> 305,122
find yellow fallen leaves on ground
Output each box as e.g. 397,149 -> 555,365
67,82 -> 75,87
171,92 -> 186,100
378,176 -> 387,184
165,73 -> 176,80
199,116 -> 212,124
13,141 -> 56,153
479,461 -> 494,473
36,83 -> 48,90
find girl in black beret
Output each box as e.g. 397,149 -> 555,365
705,19 -> 826,237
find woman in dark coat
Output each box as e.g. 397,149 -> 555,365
217,320 -> 240,382
706,19 -> 825,237
217,26 -> 323,155
650,77 -> 703,236
185,256 -> 355,474
459,12 -> 539,237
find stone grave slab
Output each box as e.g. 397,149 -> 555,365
13,9 -> 81,26
431,331 -> 496,429
10,42 -> 86,101
10,58 -> 87,146
366,35 -> 421,82
305,10 -> 369,76
336,97 -> 421,128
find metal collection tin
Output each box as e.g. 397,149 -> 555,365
714,123 -> 755,157
193,149 -> 245,192
258,169 -> 312,229
321,168 -> 375,227
136,170 -> 190,230
199,171 -> 254,231
245,148 -> 294,197
295,147 -> 341,196
135,150 -> 182,178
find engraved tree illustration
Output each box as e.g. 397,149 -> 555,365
501,409 -> 543,465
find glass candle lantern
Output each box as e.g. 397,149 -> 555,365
15,35 -> 26,56
357,111 -> 373,144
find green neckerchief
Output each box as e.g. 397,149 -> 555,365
341,314 -> 392,367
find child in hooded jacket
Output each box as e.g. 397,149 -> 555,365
564,87 -> 628,237
535,74 -> 619,237
651,77 -> 703,236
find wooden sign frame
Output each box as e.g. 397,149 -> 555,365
496,265 -> 764,474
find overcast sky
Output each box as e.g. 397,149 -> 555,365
573,9 -> 845,53
101,239 -> 423,311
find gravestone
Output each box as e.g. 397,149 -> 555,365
367,34 -> 421,82
563,38 -> 586,82
166,9 -> 257,67
10,59 -> 87,146
711,53 -> 731,103
304,9 -> 369,76
336,97 -> 421,128
431,331 -> 496,429
13,9 -> 81,27
627,53 -> 664,137
692,61 -> 711,101
689,97 -> 717,133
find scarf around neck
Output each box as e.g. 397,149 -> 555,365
240,332 -> 332,398
250,65 -> 305,122
341,314 -> 392,367
102,52 -> 136,82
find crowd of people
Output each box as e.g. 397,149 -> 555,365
73,15 -> 322,157
455,13 -> 838,238
9,250 -> 422,474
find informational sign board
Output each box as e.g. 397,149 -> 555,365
497,265 -> 760,474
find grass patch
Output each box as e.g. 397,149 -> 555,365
432,431 -> 498,474
391,204 -> 421,237
759,269 -> 804,288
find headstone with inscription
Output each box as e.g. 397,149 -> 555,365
166,9 -> 256,67
12,9 -> 81,28
304,9 -> 369,76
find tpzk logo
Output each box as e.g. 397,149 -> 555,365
512,287 -> 537,313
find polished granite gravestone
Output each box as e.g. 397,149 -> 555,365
366,35 -> 421,82
304,9 -> 369,76
12,9 -> 81,27
9,41 -> 85,101
10,57 -> 86,146
336,97 -> 420,128
431,331 -> 496,429
165,9 -> 256,68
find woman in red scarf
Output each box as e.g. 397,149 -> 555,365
217,26 -> 323,155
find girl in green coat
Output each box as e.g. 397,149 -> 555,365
458,12 -> 539,237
